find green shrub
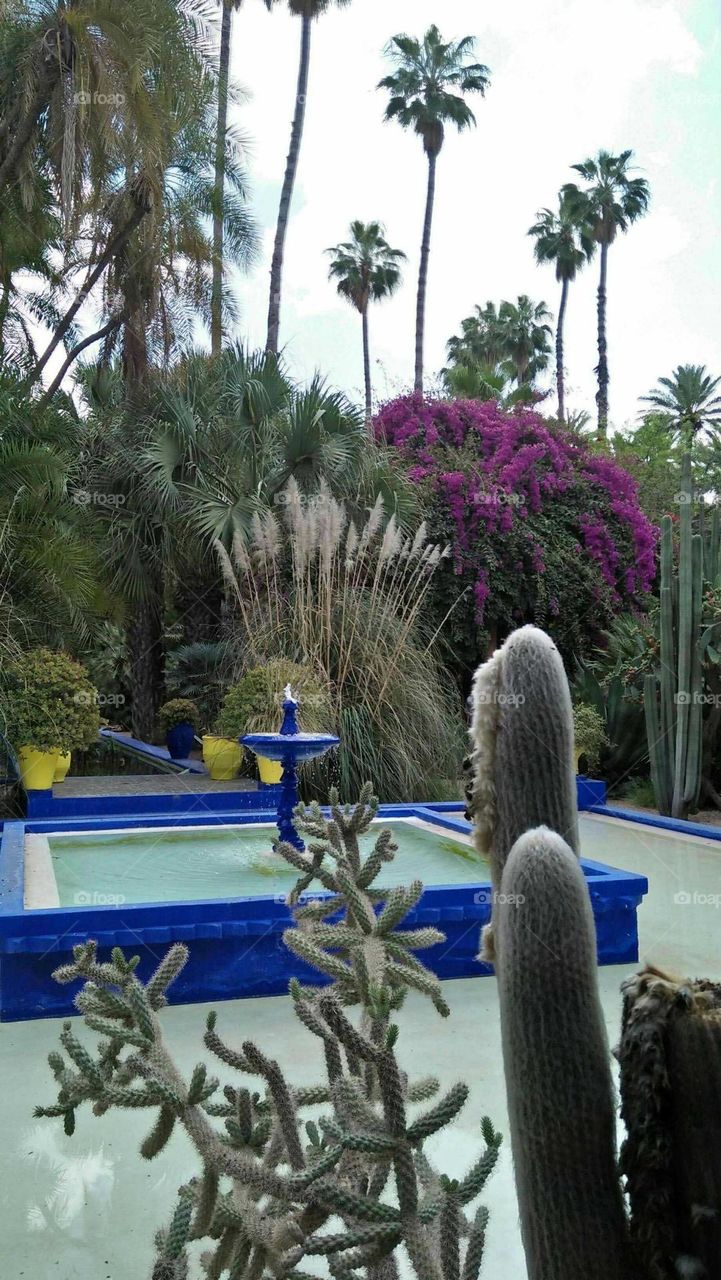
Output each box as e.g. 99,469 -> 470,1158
572,702 -> 608,773
216,660 -> 333,738
158,698 -> 200,732
1,648 -> 101,753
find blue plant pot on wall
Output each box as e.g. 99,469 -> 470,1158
166,722 -> 195,760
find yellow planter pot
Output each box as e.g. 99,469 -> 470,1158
202,735 -> 242,782
257,755 -> 283,785
53,751 -> 72,783
16,746 -> 59,791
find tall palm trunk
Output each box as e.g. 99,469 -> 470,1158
596,242 -> 609,438
211,0 -> 233,357
128,597 -> 164,741
556,276 -> 569,422
415,150 -> 437,393
361,306 -> 372,425
266,14 -> 312,354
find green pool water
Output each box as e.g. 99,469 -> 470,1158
47,821 -> 489,906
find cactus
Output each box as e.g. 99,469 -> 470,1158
464,624 -> 578,960
469,624 -> 721,1280
36,786 -> 501,1280
644,453 -> 705,818
497,828 -> 633,1280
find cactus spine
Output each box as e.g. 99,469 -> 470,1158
644,453 -> 704,818
465,624 -> 578,960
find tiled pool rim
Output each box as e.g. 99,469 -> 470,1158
0,803 -> 648,1021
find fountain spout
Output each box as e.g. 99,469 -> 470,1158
240,685 -> 339,850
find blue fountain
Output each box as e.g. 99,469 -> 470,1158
241,685 -> 339,850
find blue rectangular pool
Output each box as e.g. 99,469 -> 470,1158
0,805 -> 648,1020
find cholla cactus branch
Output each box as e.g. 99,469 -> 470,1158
36,790 -> 500,1280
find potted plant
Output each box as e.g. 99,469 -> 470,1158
216,660 -> 332,784
158,698 -> 199,760
2,648 -> 101,790
201,732 -> 243,782
572,702 -> 608,776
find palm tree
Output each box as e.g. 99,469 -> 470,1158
266,0 -> 351,355
563,150 -> 650,438
442,360 -> 538,409
378,25 -> 490,393
641,365 -> 721,447
0,0 -> 206,210
445,301 -> 506,370
497,295 -> 552,387
0,372 -> 98,662
212,0 -> 273,356
326,220 -> 406,421
528,194 -> 594,422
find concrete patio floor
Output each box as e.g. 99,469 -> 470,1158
1,812 -> 720,1279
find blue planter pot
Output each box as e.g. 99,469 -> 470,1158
166,722 -> 195,760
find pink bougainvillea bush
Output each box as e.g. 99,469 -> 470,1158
374,394 -> 658,666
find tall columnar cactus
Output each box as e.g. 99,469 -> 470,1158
465,624 -> 578,960
469,624 -> 721,1280
36,787 -> 501,1280
644,453 -> 704,818
496,829 -> 634,1280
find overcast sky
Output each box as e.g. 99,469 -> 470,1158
227,0 -> 719,430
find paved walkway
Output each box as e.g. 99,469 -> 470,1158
57,774 -> 259,798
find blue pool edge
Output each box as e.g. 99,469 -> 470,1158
0,803 -> 648,1021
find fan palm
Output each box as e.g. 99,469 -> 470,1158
563,150 -> 650,437
266,0 -> 352,355
497,295 -> 552,386
528,193 -> 594,421
212,0 -> 273,356
0,373 -> 98,664
641,365 -> 721,447
379,25 -> 490,393
326,220 -> 406,422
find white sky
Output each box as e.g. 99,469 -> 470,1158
229,0 -> 720,429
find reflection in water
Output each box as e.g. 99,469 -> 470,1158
20,1124 -> 114,1238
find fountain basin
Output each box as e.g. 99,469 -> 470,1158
0,806 -> 648,1020
241,732 -> 339,765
